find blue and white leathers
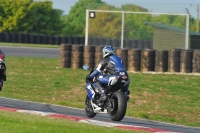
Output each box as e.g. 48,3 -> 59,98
86,83 -> 95,100
89,54 -> 127,78
109,55 -> 126,73
88,54 -> 129,91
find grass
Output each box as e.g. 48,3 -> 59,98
0,110 -> 148,133
1,56 -> 200,127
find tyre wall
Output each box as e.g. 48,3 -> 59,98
60,44 -> 200,74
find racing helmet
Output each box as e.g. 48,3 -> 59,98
102,45 -> 115,59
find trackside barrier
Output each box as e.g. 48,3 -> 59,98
0,32 -> 85,45
60,44 -> 200,74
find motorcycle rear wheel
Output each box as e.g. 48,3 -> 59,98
85,95 -> 96,118
108,91 -> 127,121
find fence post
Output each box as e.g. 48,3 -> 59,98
185,14 -> 190,49
85,9 -> 89,46
121,9 -> 125,49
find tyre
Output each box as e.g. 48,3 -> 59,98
85,95 -> 96,118
108,91 -> 127,121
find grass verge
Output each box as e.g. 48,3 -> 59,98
0,110 -> 148,133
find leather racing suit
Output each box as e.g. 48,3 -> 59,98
88,54 -> 130,100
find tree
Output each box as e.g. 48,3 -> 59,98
0,0 -> 63,35
0,0 -> 32,32
84,4 -> 153,40
28,1 -> 63,35
123,4 -> 148,12
120,4 -> 153,40
151,14 -> 187,29
88,5 -> 121,39
61,0 -> 105,36
189,16 -> 200,32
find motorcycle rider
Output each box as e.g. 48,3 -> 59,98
86,45 -> 130,106
0,49 -> 6,91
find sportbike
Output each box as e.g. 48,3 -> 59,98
83,66 -> 130,121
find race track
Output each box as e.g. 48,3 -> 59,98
1,46 -> 60,58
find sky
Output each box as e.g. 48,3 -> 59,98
49,0 -> 200,18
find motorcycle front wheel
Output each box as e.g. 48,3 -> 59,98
85,95 -> 96,118
108,91 -> 127,121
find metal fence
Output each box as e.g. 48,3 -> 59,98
85,9 -> 189,50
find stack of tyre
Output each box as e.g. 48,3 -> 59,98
180,49 -> 193,73
127,49 -> 141,71
192,50 -> 200,73
95,46 -> 104,67
60,44 -> 71,68
115,48 -> 128,69
71,45 -> 83,69
83,45 -> 95,69
140,49 -> 155,72
168,49 -> 181,72
155,50 -> 168,72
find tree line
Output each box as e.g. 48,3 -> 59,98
0,0 -> 198,38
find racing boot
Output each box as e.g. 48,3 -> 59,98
126,90 -> 130,101
122,90 -> 130,101
97,90 -> 107,107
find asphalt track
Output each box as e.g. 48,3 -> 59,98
0,46 -> 60,58
0,46 -> 200,133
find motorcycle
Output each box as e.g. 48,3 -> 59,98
83,65 -> 130,121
